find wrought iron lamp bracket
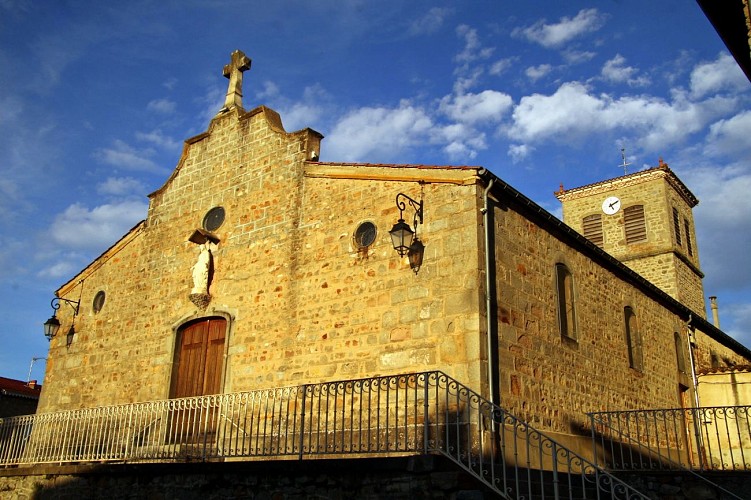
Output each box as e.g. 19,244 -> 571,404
395,192 -> 423,231
51,297 -> 81,316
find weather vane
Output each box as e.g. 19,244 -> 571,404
619,147 -> 631,175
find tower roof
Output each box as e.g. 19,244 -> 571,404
555,161 -> 699,208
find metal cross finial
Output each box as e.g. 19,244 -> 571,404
222,50 -> 252,110
619,147 -> 631,175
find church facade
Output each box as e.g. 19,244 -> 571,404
38,50 -> 751,451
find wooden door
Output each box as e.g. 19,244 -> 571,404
170,317 -> 226,445
172,317 -> 226,398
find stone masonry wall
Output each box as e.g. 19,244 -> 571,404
39,107 -> 484,413
495,197 -> 713,436
559,170 -> 706,317
37,104 -> 749,453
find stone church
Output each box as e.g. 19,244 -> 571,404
3,50 -> 750,497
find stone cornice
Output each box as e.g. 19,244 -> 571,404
555,165 -> 699,207
304,162 -> 480,185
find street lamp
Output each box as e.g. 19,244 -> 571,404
43,296 -> 80,345
389,192 -> 426,274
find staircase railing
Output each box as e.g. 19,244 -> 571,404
589,406 -> 751,500
1,371 -> 646,498
588,406 -> 751,472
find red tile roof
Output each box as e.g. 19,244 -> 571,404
0,377 -> 42,399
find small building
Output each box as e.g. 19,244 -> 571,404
0,378 -> 41,418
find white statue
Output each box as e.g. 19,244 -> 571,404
191,243 -> 211,295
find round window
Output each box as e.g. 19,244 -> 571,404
92,290 -> 106,314
354,221 -> 377,249
202,206 -> 225,232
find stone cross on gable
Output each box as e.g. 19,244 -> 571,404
222,50 -> 252,110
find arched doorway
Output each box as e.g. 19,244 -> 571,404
171,316 -> 227,398
169,316 -> 227,446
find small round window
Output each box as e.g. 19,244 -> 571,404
354,221 -> 377,249
202,206 -> 225,232
92,290 -> 106,314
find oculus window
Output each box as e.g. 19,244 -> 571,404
354,221 -> 377,249
92,290 -> 106,314
202,207 -> 225,232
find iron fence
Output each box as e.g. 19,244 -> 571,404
1,372 -> 646,499
589,406 -> 751,472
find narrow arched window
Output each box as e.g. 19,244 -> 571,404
624,306 -> 643,371
673,207 -> 682,246
556,263 -> 577,340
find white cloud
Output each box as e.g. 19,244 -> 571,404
686,166 -> 751,291
439,90 -> 513,124
276,84 -> 329,131
443,141 -> 477,160
135,129 -> 181,151
48,200 -> 147,251
601,54 -> 650,87
508,81 -> 737,151
409,7 -> 451,36
705,111 -> 751,158
453,67 -> 485,94
162,77 -> 178,91
324,101 -> 433,162
489,58 -> 514,76
690,52 -> 749,99
146,98 -> 176,114
455,25 -> 494,66
513,8 -> 607,48
525,64 -> 552,82
508,144 -> 532,163
93,139 -> 166,173
197,84 -> 226,125
562,49 -> 596,64
36,260 -> 78,279
256,80 -> 280,100
96,177 -> 146,197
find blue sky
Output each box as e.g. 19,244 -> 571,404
1,1 -> 750,383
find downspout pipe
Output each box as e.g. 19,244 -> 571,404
481,176 -> 496,407
686,314 -> 701,410
685,314 -> 706,470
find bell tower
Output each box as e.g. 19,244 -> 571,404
555,160 -> 706,317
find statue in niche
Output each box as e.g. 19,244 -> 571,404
189,241 -> 215,309
191,243 -> 211,295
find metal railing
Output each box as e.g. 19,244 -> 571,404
589,406 -> 751,472
1,371 -> 646,499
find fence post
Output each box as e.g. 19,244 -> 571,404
589,413 -> 599,469
423,373 -> 429,454
691,407 -> 706,470
299,384 -> 307,461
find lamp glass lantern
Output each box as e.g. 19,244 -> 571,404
43,316 -> 61,341
389,219 -> 414,257
66,325 -> 75,347
407,237 -> 425,274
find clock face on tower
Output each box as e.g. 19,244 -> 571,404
602,196 -> 621,215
